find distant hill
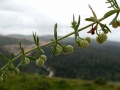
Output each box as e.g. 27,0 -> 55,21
1,34 -> 120,81
0,35 -> 34,46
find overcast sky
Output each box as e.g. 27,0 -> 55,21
0,0 -> 120,42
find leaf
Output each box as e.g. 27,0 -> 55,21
33,32 -> 37,45
76,15 -> 80,29
104,10 -> 117,18
0,52 -> 9,61
37,36 -> 39,46
88,4 -> 97,18
105,24 -> 111,32
109,12 -> 119,25
54,23 -> 58,41
85,17 -> 98,22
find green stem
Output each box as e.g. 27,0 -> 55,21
1,8 -> 120,70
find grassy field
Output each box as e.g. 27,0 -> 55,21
0,73 -> 120,90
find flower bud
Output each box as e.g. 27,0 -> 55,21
22,57 -> 30,65
36,58 -> 45,66
112,21 -> 118,28
66,45 -> 73,53
80,40 -> 89,48
96,33 -> 107,44
85,37 -> 92,43
96,37 -> 104,44
40,55 -> 47,61
98,33 -> 107,41
54,48 -> 61,55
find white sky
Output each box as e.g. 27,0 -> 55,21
0,0 -> 120,41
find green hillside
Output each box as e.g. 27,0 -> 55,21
1,35 -> 120,82
0,35 -> 33,46
0,74 -> 120,90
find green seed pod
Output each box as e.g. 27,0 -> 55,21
112,21 -> 118,28
36,58 -> 45,66
98,33 -> 107,42
66,45 -> 73,53
57,44 -> 62,50
54,48 -> 61,55
85,37 -> 92,43
22,57 -> 30,65
40,55 -> 47,61
76,39 -> 82,47
0,76 -> 3,82
79,40 -> 89,48
96,37 -> 104,44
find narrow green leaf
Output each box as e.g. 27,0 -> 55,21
104,10 -> 117,18
109,12 -> 119,25
105,24 -> 111,32
54,23 -> 58,41
73,14 -> 75,21
85,17 -> 98,22
33,32 -> 37,44
37,36 -> 39,46
76,15 -> 80,28
10,53 -> 14,60
0,52 -> 9,61
108,4 -> 115,8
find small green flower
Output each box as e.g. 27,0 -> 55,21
36,58 -> 45,66
54,47 -> 61,55
98,33 -> 107,42
96,37 -> 104,44
112,21 -> 118,28
96,33 -> 107,44
77,39 -> 89,48
22,57 -> 30,65
66,45 -> 73,53
85,37 -> 92,43
0,76 -> 3,82
40,55 -> 47,61
80,40 -> 89,48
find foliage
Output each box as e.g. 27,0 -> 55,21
0,0 -> 120,81
94,77 -> 107,85
0,74 -> 119,90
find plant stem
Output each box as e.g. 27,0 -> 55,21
1,8 -> 120,70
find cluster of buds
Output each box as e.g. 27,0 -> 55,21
54,44 -> 74,55
77,37 -> 91,48
22,57 -> 30,65
112,20 -> 120,28
36,55 -> 47,66
96,33 -> 107,44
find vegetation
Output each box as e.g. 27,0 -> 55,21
0,74 -> 120,90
